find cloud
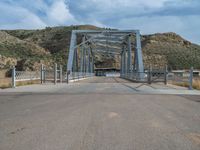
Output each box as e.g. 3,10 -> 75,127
0,0 -> 199,44
47,0 -> 77,25
0,1 -> 46,29
69,0 -> 200,44
0,0 -> 77,29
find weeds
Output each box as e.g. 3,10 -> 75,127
172,78 -> 200,90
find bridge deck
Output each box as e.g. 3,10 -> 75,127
1,77 -> 200,95
0,77 -> 200,150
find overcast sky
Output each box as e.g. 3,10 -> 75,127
0,0 -> 199,44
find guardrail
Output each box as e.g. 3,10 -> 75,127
67,72 -> 95,82
121,67 -> 195,90
15,71 -> 40,81
12,67 -> 41,88
167,67 -> 195,90
11,64 -> 95,88
121,72 -> 148,83
121,68 -> 167,85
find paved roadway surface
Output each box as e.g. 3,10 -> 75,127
0,77 -> 200,150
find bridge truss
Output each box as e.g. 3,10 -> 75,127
67,30 -> 144,81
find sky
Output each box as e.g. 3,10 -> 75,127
0,0 -> 200,44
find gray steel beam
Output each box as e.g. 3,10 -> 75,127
86,47 -> 91,73
135,31 -> 144,72
74,30 -> 139,34
120,53 -> 123,76
91,55 -> 94,73
80,36 -> 86,73
75,30 -> 135,49
80,46 -> 84,73
88,34 -> 130,43
89,35 -> 124,40
127,35 -> 132,73
121,51 -> 124,75
83,46 -> 86,73
93,49 -> 120,55
123,47 -> 127,75
73,48 -> 78,72
92,46 -> 122,52
67,30 -> 144,79
67,31 -> 77,73
93,43 -> 121,50
92,39 -> 122,44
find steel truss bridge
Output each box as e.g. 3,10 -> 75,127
67,30 -> 145,81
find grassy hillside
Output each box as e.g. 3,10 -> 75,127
1,25 -> 200,71
0,31 -> 52,70
142,33 -> 200,70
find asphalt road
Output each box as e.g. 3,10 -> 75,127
0,77 -> 200,150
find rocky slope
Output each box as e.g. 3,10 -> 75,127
0,25 -> 200,71
0,31 -> 52,70
142,33 -> 200,69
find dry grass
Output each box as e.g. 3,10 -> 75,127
171,78 -> 200,90
193,79 -> 200,90
0,78 -> 40,89
16,80 -> 40,87
0,78 -> 11,89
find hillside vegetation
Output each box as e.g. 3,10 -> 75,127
0,25 -> 200,71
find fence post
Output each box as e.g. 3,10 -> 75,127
12,66 -> 16,88
164,65 -> 168,85
60,65 -> 62,83
54,63 -> 57,85
41,64 -> 44,84
44,67 -> 46,83
189,67 -> 193,90
67,71 -> 69,84
148,66 -> 152,84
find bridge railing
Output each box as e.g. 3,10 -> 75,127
11,67 -> 42,88
67,72 -> 95,81
15,71 -> 40,81
11,64 -> 94,88
121,68 -> 168,84
167,67 -> 198,90
121,72 -> 148,83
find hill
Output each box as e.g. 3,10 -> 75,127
142,33 -> 200,70
0,31 -> 52,70
0,25 -> 200,71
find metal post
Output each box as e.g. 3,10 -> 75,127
189,67 -> 193,90
73,49 -> 78,72
135,31 -> 144,79
133,50 -> 137,72
148,66 -> 152,84
124,49 -> 127,77
91,56 -> 94,73
41,64 -> 44,84
60,65 -> 62,83
164,65 -> 168,85
120,52 -> 123,77
83,47 -> 86,77
44,67 -> 46,83
127,35 -> 132,74
122,50 -> 125,77
80,46 -> 84,73
54,63 -> 57,85
12,66 -> 16,88
80,36 -> 85,77
67,31 -> 77,74
67,71 -> 69,84
87,47 -> 91,73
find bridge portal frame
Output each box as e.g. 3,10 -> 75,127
67,30 -> 144,80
